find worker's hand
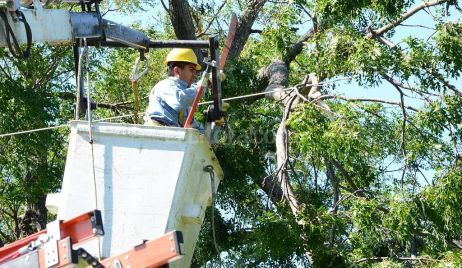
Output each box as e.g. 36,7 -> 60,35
213,101 -> 230,126
214,117 -> 225,126
208,70 -> 226,84
219,70 -> 226,82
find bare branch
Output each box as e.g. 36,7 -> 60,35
354,256 -> 437,264
452,240 -> 462,249
33,52 -> 64,90
440,77 -> 462,96
325,160 -> 339,246
382,73 -> 409,192
296,3 -> 314,21
195,1 -> 227,38
319,95 -> 419,112
366,0 -> 450,39
386,76 -> 439,102
332,189 -> 376,211
399,24 -> 436,30
249,29 -> 263,34
331,159 -> 390,213
284,27 -> 315,64
0,63 -> 16,84
381,75 -> 409,127
101,1 -> 118,17
160,0 -> 169,13
330,159 -> 360,192
376,34 -> 398,49
101,8 -> 119,17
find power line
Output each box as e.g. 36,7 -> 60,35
0,76 -> 354,139
199,76 -> 354,105
0,114 -> 135,139
0,125 -> 67,138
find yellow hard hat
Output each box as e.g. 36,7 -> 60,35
164,48 -> 201,71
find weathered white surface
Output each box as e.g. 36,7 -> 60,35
51,121 -> 222,267
0,9 -> 73,47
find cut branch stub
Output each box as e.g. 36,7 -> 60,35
259,60 -> 290,104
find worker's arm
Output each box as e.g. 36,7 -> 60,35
179,82 -> 206,106
180,84 -> 205,131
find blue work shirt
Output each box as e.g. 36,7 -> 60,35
146,77 -> 204,130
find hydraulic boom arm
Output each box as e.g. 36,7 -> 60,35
0,0 -> 150,51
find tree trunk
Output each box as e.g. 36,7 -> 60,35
20,196 -> 47,236
168,0 -> 197,40
227,0 -> 267,61
20,172 -> 48,236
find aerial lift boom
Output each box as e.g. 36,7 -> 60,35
0,0 -> 225,267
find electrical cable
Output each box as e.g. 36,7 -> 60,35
0,77 -> 355,139
77,38 -> 102,260
0,8 -> 32,59
204,165 -> 223,266
200,76 -> 356,105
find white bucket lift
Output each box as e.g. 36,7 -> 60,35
46,121 -> 223,267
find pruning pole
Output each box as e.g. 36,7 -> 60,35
183,64 -> 212,128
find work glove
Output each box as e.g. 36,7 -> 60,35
213,101 -> 230,126
219,70 -> 226,82
208,70 -> 226,84
202,101 -> 230,126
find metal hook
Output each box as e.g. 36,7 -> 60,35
130,55 -> 149,82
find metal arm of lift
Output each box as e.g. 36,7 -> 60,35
0,210 -> 183,268
0,0 -> 150,50
0,210 -> 104,267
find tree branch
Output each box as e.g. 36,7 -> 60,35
330,159 -> 360,192
160,0 -> 168,13
325,160 -> 339,246
381,74 -> 409,155
0,62 -> 16,84
354,256 -> 437,264
283,27 -> 315,65
318,95 -> 419,112
276,95 -> 301,216
195,1 -> 226,38
227,0 -> 267,61
366,0 -> 450,39
55,92 -> 133,111
257,174 -> 283,204
333,189 -> 376,211
33,54 -> 63,90
383,74 -> 409,192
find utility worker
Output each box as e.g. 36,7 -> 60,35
145,48 -> 204,131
